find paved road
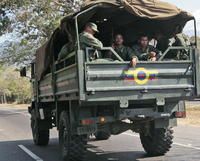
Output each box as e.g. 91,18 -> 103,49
0,107 -> 200,161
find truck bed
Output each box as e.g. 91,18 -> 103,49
38,57 -> 196,104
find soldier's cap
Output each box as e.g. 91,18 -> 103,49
86,22 -> 99,32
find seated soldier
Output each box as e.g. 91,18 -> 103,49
172,33 -> 190,60
58,22 -> 103,60
132,35 -> 162,61
58,41 -> 75,60
107,34 -> 138,66
79,22 -> 103,50
58,33 -> 75,60
157,25 -> 190,60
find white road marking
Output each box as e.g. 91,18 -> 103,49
173,142 -> 200,150
123,133 -> 200,151
18,145 -> 43,161
123,132 -> 139,138
21,113 -> 30,117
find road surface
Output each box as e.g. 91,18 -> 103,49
0,106 -> 200,161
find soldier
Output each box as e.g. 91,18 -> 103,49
79,22 -> 103,50
156,26 -> 191,60
58,22 -> 103,60
175,33 -> 190,47
166,25 -> 190,60
132,35 -> 162,61
58,31 -> 75,60
173,33 -> 190,60
107,34 -> 138,66
58,42 -> 75,60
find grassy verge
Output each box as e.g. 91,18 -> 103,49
178,103 -> 200,127
0,103 -> 30,108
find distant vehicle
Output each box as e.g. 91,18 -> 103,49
20,0 -> 199,160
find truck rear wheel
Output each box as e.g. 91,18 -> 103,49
31,110 -> 49,146
139,128 -> 173,156
59,111 -> 87,161
95,130 -> 111,140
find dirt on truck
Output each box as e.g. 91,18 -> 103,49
20,0 -> 200,161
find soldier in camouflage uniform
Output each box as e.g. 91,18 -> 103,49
107,34 -> 138,66
173,33 -> 191,60
132,35 -> 162,61
165,25 -> 190,60
156,33 -> 190,60
58,41 -> 75,60
79,22 -> 103,50
58,22 -> 102,60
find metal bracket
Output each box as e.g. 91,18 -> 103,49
120,99 -> 129,108
156,97 -> 165,106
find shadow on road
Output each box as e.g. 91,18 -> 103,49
87,144 -> 150,161
0,138 -> 157,161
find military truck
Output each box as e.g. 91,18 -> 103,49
20,0 -> 199,161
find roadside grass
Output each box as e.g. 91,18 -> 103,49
178,103 -> 200,127
0,103 -> 29,108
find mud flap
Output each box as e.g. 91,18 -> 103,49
154,118 -> 177,129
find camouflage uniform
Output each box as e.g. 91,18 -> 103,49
108,45 -> 137,61
131,44 -> 162,61
173,33 -> 190,60
58,31 -> 103,60
79,31 -> 103,50
175,33 -> 190,47
157,33 -> 190,60
58,41 -> 75,60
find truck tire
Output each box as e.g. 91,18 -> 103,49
59,111 -> 87,161
31,110 -> 49,146
95,131 -> 111,140
139,128 -> 173,156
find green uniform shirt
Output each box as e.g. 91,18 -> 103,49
132,44 -> 162,61
109,45 -> 137,61
79,32 -> 103,50
58,41 -> 75,60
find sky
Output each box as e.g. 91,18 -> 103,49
162,0 -> 200,35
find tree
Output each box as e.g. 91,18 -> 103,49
0,0 -> 84,66
0,66 -> 31,104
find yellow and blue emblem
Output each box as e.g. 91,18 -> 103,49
124,68 -> 158,84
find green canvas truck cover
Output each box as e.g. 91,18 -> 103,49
35,0 -> 194,81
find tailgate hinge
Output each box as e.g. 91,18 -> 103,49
156,97 -> 165,106
120,99 -> 129,108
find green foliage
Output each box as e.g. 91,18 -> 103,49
0,1 -> 84,103
0,0 -> 84,66
0,66 -> 31,104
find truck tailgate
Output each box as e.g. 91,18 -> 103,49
84,61 -> 195,101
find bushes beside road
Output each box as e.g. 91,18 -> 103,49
0,66 -> 31,104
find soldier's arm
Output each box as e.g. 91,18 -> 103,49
132,46 -> 148,61
126,47 -> 138,66
127,47 -> 138,60
140,53 -> 149,60
175,34 -> 187,47
82,34 -> 103,49
150,46 -> 162,59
